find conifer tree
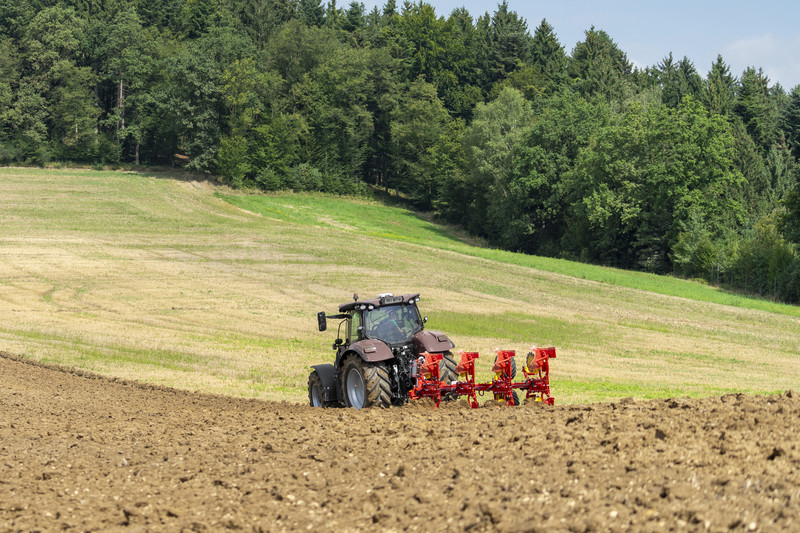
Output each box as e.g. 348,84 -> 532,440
529,18 -> 567,93
703,55 -> 737,115
568,26 -> 632,100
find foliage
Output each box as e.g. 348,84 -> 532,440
568,26 -> 632,101
1,0 -> 799,303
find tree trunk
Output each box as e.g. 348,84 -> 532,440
117,77 -> 125,131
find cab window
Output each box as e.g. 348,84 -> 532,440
348,312 -> 361,341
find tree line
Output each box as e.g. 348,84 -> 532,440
2,0 -> 800,302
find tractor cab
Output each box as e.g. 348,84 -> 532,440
318,293 -> 426,348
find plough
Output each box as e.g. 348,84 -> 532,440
408,347 -> 556,408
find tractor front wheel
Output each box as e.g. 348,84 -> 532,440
341,355 -> 391,409
308,370 -> 336,408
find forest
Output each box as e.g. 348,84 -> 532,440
2,0 -> 800,303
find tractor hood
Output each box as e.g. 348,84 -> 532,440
414,331 -> 455,354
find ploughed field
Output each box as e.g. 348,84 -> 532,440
2,353 -> 798,532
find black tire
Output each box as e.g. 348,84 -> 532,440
439,351 -> 459,402
308,371 -> 335,408
438,351 -> 458,382
494,353 -> 517,380
512,390 -> 520,406
341,355 -> 391,409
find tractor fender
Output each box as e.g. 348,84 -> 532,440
414,330 -> 455,353
347,339 -> 393,363
310,363 -> 339,403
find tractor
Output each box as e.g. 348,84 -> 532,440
309,292 -> 557,409
309,293 -> 457,409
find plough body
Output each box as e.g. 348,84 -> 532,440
409,347 -> 556,408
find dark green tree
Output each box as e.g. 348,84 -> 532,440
343,1 -> 365,32
428,118 -> 468,221
234,0 -> 298,49
158,26 -> 255,171
361,47 -> 402,190
657,53 -> 702,108
135,0 -> 182,29
390,77 -> 450,206
0,37 -> 21,148
568,26 -> 632,101
528,18 -> 567,94
474,1 -> 531,92
298,0 -> 325,27
572,97 -> 742,271
266,20 -> 340,89
783,85 -> 800,158
440,7 -> 481,117
325,0 -> 343,30
297,45 -> 374,181
49,60 -> 100,161
463,86 -> 534,240
16,4 -> 97,162
99,7 -> 158,163
781,180 -> 800,244
703,54 -> 737,115
396,2 -> 449,83
514,91 -> 611,255
735,67 -> 779,152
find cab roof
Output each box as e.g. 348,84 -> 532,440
338,293 -> 420,313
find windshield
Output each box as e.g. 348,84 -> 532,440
364,304 -> 422,344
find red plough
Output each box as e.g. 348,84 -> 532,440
409,347 -> 557,408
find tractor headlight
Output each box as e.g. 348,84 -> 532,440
368,305 -> 374,310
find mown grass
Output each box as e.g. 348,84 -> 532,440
1,167 -> 798,404
221,192 -> 800,318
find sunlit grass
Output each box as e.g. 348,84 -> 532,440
221,192 -> 800,318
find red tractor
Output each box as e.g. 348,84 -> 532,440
309,293 -> 457,409
309,293 -> 556,409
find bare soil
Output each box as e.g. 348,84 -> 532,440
1,352 -> 798,532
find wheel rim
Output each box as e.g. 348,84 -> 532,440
345,366 -> 366,409
310,382 -> 322,407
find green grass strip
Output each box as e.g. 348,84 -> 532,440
220,192 -> 800,317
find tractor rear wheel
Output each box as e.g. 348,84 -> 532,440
439,351 -> 458,401
438,351 -> 458,383
341,355 -> 391,409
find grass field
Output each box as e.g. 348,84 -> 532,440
1,167 -> 798,403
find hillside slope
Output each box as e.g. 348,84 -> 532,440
0,167 -> 798,402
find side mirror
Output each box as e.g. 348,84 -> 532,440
317,311 -> 327,332
423,316 -> 428,323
